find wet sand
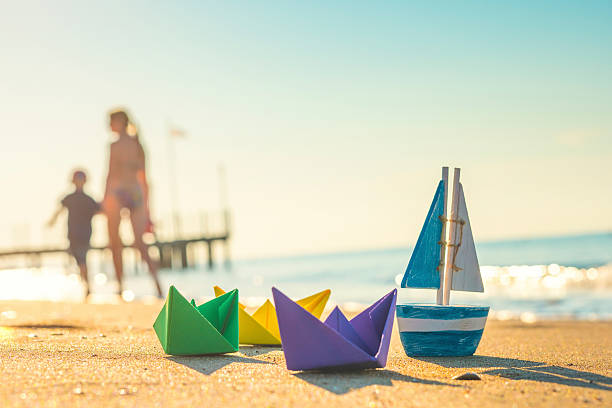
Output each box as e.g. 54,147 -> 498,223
0,300 -> 610,407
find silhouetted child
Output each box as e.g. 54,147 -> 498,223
48,170 -> 100,297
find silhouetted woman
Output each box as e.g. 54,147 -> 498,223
104,109 -> 162,297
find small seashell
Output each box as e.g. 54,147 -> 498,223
453,372 -> 481,381
118,387 -> 136,395
73,386 -> 83,395
28,333 -> 38,338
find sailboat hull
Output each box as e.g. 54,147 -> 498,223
396,304 -> 489,356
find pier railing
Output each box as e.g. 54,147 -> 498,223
0,210 -> 231,271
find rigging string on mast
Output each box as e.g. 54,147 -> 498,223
437,214 -> 465,289
436,215 -> 448,273
448,217 -> 466,273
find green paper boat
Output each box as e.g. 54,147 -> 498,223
153,285 -> 239,355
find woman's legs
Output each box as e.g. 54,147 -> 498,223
130,206 -> 163,297
105,195 -> 124,294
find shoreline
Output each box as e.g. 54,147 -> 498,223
4,295 -> 611,323
1,300 -> 610,407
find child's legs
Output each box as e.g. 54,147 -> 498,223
78,263 -> 88,282
78,264 -> 89,295
70,244 -> 90,294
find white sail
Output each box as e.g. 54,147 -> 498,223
450,183 -> 484,292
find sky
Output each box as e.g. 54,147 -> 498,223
1,1 -> 611,259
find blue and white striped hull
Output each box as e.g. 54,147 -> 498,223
396,304 -> 489,357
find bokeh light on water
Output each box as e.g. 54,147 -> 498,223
0,259 -> 611,322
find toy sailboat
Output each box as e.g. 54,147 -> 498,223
397,167 -> 489,357
272,287 -> 397,371
214,286 -> 330,345
153,286 -> 239,355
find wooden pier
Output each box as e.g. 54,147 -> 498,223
0,233 -> 231,271
154,233 -> 231,269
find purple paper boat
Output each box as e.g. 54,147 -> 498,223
272,287 -> 397,371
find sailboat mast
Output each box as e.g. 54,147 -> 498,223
436,167 -> 449,305
442,168 -> 461,305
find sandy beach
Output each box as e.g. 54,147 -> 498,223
0,300 -> 610,408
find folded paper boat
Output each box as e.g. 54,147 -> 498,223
214,286 -> 330,345
153,286 -> 239,355
272,287 -> 397,371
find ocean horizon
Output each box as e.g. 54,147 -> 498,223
237,230 -> 612,268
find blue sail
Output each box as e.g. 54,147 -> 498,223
401,180 -> 445,289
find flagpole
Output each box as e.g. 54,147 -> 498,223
218,163 -> 232,266
167,123 -> 181,240
217,163 -> 228,210
217,164 -> 229,232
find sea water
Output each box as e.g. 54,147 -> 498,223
1,232 -> 611,321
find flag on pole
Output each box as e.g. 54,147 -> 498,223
169,126 -> 187,138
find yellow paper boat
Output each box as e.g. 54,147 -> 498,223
214,286 -> 331,345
